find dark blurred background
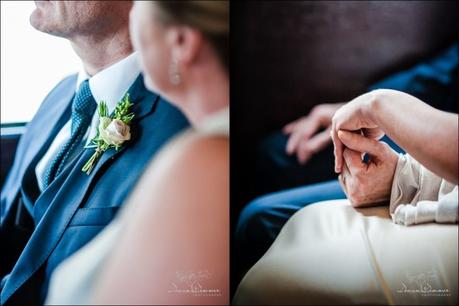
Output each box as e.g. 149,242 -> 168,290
230,0 -> 459,295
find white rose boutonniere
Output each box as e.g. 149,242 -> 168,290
82,94 -> 135,175
99,118 -> 131,146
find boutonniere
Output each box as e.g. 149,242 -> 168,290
82,94 -> 135,175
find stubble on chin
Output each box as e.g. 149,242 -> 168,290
29,6 -> 70,38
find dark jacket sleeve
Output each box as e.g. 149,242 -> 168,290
368,42 -> 459,113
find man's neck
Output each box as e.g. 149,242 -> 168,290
70,27 -> 133,76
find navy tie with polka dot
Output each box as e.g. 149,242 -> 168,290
43,80 -> 97,189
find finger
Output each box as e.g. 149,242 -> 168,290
305,127 -> 332,154
299,114 -> 323,141
297,128 -> 332,164
338,161 -> 352,197
283,120 -> 298,134
286,131 -> 302,155
297,140 -> 312,164
332,128 -> 344,173
338,174 -> 348,196
342,148 -> 364,176
341,159 -> 352,179
286,115 -> 321,154
337,130 -> 382,156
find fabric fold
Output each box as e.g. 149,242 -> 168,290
389,154 -> 458,226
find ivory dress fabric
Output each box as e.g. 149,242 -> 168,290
234,154 -> 458,305
234,200 -> 458,305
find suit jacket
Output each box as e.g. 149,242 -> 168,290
0,73 -> 189,305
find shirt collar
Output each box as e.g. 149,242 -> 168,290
76,52 -> 141,113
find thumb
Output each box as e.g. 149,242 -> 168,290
337,130 -> 382,156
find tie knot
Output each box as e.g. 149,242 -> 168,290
72,79 -> 96,115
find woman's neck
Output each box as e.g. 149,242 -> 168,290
179,63 -> 229,127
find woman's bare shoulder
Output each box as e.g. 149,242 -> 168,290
148,131 -> 228,180
123,131 -> 229,218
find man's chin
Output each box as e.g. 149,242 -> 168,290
29,9 -> 66,38
29,8 -> 46,32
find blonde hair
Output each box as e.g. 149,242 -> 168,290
152,1 -> 229,70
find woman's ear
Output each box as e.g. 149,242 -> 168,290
167,26 -> 203,67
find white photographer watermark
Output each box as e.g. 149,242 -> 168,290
396,270 -> 451,297
168,270 -> 222,297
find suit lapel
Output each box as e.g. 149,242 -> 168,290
1,146 -> 122,304
1,74 -> 157,304
127,74 -> 157,122
19,103 -> 73,215
23,84 -> 76,173
33,74 -> 156,222
1,76 -> 76,220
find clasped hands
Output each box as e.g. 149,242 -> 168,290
330,91 -> 399,207
283,90 -> 400,207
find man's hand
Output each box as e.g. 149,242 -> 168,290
337,130 -> 398,207
283,103 -> 345,164
331,91 -> 385,173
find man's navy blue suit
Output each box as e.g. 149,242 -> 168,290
0,73 -> 188,305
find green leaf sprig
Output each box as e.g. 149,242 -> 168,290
81,93 -> 134,175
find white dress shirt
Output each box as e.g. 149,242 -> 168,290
35,52 -> 141,191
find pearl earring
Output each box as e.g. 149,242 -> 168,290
168,58 -> 181,85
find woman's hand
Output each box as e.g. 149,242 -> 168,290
337,130 -> 398,207
331,91 -> 386,173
